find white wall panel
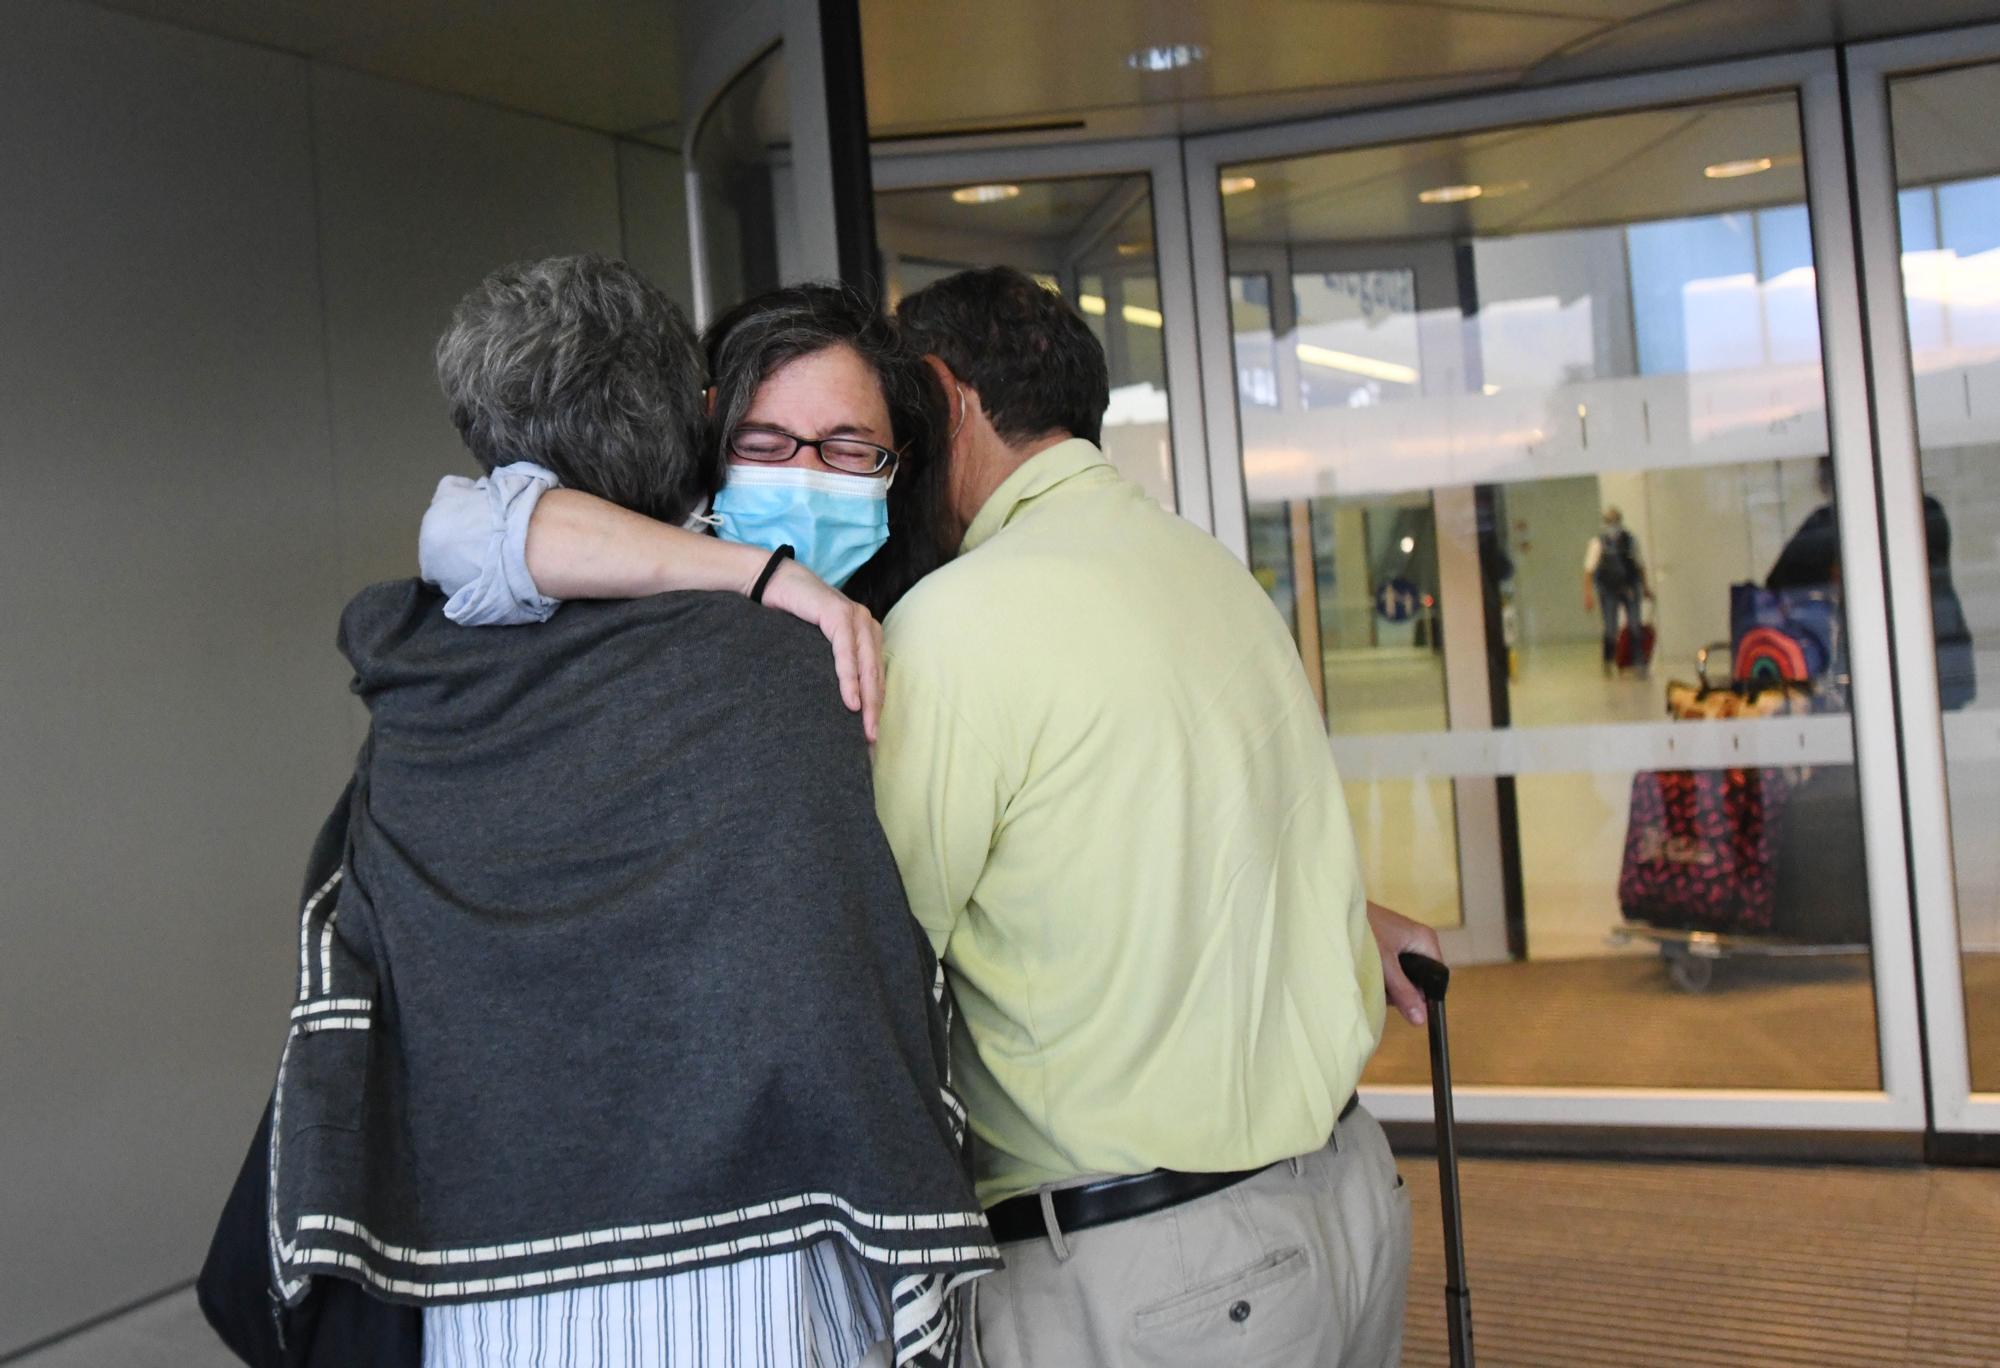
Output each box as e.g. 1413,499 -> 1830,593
0,7 -> 687,1354
309,63 -> 625,607
0,1 -> 346,1351
618,140 -> 697,312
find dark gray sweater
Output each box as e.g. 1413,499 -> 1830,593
270,580 -> 992,1344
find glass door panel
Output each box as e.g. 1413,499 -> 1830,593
875,174 -> 1179,509
1212,92 -> 1886,1093
1888,60 -> 2000,1094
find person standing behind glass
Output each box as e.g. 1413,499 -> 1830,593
1769,456 -> 1974,709
1583,505 -> 1650,676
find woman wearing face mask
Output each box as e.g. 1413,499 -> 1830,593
420,282 -> 956,736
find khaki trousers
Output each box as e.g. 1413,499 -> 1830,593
963,1106 -> 1411,1368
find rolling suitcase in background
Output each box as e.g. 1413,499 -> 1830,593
1401,951 -> 1474,1368
1614,610 -> 1656,671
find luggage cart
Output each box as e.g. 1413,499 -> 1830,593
1614,643 -> 1868,992
1608,923 -> 1867,993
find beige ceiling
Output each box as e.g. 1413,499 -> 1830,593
861,0 -> 2000,141
877,174 -> 1162,280
881,177 -> 1144,241
1891,61 -> 2000,186
875,96 -> 1815,255
72,0 -> 2000,158
79,0 -> 684,143
1222,92 -> 1811,245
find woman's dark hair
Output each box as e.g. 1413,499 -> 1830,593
703,283 -> 953,617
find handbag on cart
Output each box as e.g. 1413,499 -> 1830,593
1726,582 -> 1872,942
1616,681 -> 1808,935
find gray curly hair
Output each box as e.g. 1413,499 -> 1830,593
436,254 -> 715,525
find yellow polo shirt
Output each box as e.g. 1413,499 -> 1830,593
872,439 -> 1385,1206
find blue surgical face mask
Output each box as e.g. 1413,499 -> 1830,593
711,464 -> 891,588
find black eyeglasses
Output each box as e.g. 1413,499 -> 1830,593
728,426 -> 898,477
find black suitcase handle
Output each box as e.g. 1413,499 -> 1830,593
1400,949 -> 1450,1001
1400,952 -> 1475,1368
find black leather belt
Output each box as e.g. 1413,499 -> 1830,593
986,1093 -> 1359,1245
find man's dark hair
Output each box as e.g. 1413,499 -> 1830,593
896,266 -> 1111,446
704,282 -> 953,617
436,254 -> 714,526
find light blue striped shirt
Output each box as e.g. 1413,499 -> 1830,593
422,1240 -> 886,1368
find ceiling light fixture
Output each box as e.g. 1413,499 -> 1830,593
1115,241 -> 1152,257
951,183 -> 1021,204
1127,43 -> 1205,73
1704,157 -> 1775,179
1418,184 -> 1483,205
1295,343 -> 1419,385
1073,295 -> 1163,329
1220,175 -> 1258,196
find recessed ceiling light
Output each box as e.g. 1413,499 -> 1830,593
1704,157 -> 1774,179
1220,175 -> 1258,196
1077,294 -> 1109,316
1115,241 -> 1152,257
1295,343 -> 1419,385
1418,184 -> 1483,205
1127,43 -> 1205,73
951,183 -> 1022,204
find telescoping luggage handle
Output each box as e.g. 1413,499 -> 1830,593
1400,951 -> 1475,1368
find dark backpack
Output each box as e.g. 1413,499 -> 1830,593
195,782 -> 422,1368
1595,528 -> 1638,591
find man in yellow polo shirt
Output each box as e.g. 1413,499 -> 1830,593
883,268 -> 1439,1367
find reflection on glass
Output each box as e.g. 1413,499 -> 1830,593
1346,778 -> 1462,933
1222,94 -> 1880,1092
1360,768 -> 1880,1090
690,44 -> 790,317
1892,61 -> 2000,1092
875,175 -> 1176,508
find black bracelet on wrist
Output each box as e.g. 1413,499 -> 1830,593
749,544 -> 795,604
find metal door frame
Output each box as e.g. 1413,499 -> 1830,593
1182,51 -> 1930,1134
1846,23 -> 2000,1137
872,138 -> 1214,532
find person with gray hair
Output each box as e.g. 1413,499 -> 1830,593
432,253 -> 714,526
263,255 -> 993,1368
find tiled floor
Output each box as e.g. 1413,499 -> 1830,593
25,1155 -> 1999,1368
9,1286 -> 235,1368
1363,952 -> 1903,1092
1396,1154 -> 2000,1367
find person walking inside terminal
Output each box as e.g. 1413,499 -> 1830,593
266,256 -> 994,1368
1583,504 -> 1652,676
420,263 -> 1443,1366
